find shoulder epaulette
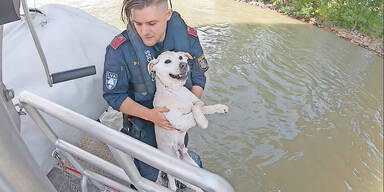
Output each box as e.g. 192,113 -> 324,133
187,26 -> 198,38
110,34 -> 127,50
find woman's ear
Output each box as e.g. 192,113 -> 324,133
165,9 -> 173,21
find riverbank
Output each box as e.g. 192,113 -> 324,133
236,0 -> 383,56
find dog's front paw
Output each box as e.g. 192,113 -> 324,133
214,104 -> 229,114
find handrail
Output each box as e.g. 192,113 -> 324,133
19,91 -> 234,192
51,66 -> 96,84
20,0 -> 53,87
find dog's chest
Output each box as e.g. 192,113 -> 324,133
154,87 -> 194,114
168,89 -> 193,113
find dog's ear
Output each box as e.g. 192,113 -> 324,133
182,52 -> 193,60
147,59 -> 158,74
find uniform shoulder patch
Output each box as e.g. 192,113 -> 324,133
105,71 -> 118,90
187,26 -> 198,38
197,54 -> 209,72
110,34 -> 126,50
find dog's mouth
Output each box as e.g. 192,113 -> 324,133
169,72 -> 188,80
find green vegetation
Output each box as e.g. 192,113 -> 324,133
260,0 -> 383,38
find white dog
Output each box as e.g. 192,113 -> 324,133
148,51 -> 229,191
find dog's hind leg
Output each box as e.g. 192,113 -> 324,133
167,174 -> 178,191
162,146 -> 182,191
185,183 -> 204,192
175,177 -> 204,192
177,148 -> 204,192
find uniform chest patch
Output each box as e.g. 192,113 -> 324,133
105,71 -> 118,90
110,34 -> 126,50
187,26 -> 197,38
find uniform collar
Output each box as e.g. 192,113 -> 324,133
154,41 -> 164,52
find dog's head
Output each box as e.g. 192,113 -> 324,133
148,51 -> 193,89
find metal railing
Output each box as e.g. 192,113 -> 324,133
19,91 -> 234,192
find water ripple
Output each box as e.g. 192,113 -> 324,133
189,23 -> 383,191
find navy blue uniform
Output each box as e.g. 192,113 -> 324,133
103,12 -> 208,182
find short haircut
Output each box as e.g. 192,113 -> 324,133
121,0 -> 169,25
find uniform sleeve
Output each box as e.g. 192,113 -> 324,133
189,36 -> 207,89
103,46 -> 131,111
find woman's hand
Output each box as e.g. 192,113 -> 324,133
150,107 -> 174,130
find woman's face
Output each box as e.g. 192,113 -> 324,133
131,5 -> 172,47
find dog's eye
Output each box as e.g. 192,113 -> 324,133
164,59 -> 172,64
179,56 -> 183,60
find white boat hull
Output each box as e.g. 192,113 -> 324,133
2,4 -> 120,173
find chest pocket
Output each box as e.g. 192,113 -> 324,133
129,64 -> 155,101
134,91 -> 154,102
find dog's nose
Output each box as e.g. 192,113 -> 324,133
179,62 -> 187,69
